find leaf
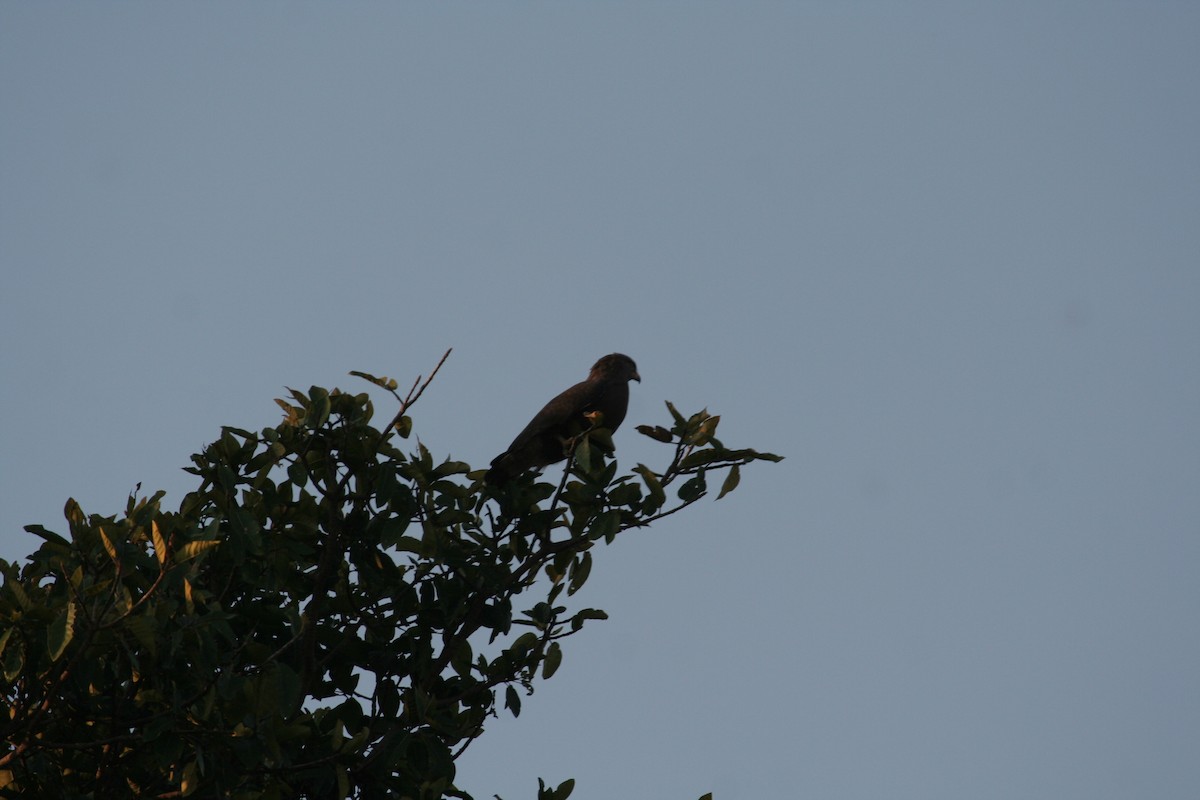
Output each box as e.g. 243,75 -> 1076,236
606,480 -> 642,509
349,370 -> 399,391
151,520 -> 168,565
678,474 -> 707,503
6,577 -> 31,611
569,608 -> 608,633
678,449 -> 727,470
588,510 -> 621,545
568,551 -> 593,596
450,640 -> 473,678
394,415 -> 413,438
287,460 -> 308,485
543,641 -> 563,679
127,614 -> 158,658
689,414 -> 720,446
99,528 -> 119,563
717,464 -> 741,500
573,434 -> 591,469
286,386 -> 308,406
2,636 -> 23,681
664,400 -> 686,425
535,778 -> 576,800
510,631 -> 539,659
23,525 -> 68,546
180,760 -> 199,797
274,398 -> 302,425
535,777 -> 577,800
336,765 -> 350,800
308,386 -> 331,427
635,424 -> 674,443
64,497 -> 84,525
273,662 -> 302,714
178,540 -> 221,562
634,464 -> 666,512
47,600 -> 76,662
377,678 -> 400,719
505,685 -> 522,717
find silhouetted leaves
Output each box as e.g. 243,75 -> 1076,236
0,364 -> 780,800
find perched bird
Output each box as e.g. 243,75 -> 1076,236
486,353 -> 641,486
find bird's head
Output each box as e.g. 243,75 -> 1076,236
591,353 -> 640,383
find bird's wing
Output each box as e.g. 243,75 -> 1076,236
496,378 -> 599,459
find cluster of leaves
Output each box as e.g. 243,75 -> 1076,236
0,359 -> 780,799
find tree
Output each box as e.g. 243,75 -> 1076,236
0,351 -> 780,799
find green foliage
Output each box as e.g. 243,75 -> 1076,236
0,359 -> 780,799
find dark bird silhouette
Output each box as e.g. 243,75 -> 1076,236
486,353 -> 640,486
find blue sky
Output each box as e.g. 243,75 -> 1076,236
2,4 -> 1198,799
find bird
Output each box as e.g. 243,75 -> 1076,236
485,353 -> 641,486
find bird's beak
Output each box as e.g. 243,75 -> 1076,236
632,371 -> 641,383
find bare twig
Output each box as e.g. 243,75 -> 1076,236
381,348 -> 452,443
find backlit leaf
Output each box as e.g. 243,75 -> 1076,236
2,637 -> 23,681
151,520 -> 168,565
180,760 -> 198,797
717,464 -> 741,499
47,600 -> 75,662
178,540 -> 220,562
99,529 -> 118,563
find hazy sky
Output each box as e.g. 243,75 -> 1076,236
2,4 -> 1198,799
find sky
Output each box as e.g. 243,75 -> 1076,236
2,3 -> 1198,799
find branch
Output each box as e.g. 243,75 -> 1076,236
548,431 -> 584,517
382,348 -> 452,444
624,493 -> 706,529
547,415 -> 605,518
